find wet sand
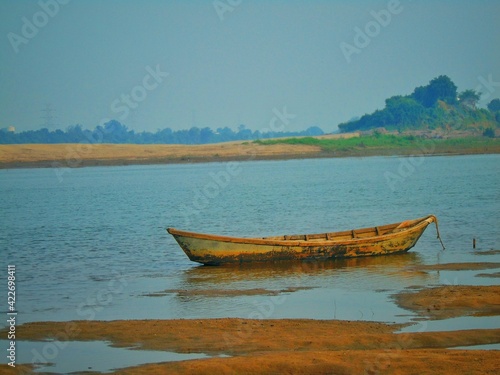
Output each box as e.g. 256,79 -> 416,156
116,350 -> 499,374
395,285 -> 500,319
1,283 -> 499,374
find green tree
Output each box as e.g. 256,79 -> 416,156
103,120 -> 132,143
200,127 -> 214,143
66,124 -> 85,142
385,96 -> 425,127
487,98 -> 500,112
188,127 -> 201,144
458,89 -> 481,109
412,75 -> 458,107
483,128 -> 495,138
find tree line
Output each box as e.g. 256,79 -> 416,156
338,75 -> 500,133
0,123 -> 324,145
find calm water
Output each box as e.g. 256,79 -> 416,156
1,155 -> 499,371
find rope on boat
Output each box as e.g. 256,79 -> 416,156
433,216 -> 446,250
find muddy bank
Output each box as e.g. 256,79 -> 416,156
1,262 -> 499,374
1,319 -> 499,374
9,319 -> 500,354
395,285 -> 500,319
108,349 -> 500,375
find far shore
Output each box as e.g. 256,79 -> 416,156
0,134 -> 499,169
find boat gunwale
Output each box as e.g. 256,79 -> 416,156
167,215 -> 436,247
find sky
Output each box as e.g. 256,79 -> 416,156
1,0 -> 499,133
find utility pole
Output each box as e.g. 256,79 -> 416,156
41,104 -> 58,129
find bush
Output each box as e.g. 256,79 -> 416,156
483,128 -> 495,138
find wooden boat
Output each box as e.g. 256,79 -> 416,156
167,215 -> 444,265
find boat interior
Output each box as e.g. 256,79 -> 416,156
261,221 -> 415,242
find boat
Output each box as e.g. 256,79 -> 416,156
167,215 -> 444,265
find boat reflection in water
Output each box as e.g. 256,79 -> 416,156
182,252 -> 425,283
153,252 -> 437,322
158,253 -> 433,299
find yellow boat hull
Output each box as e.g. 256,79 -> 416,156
167,215 -> 442,265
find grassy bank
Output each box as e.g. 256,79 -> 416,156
254,134 -> 500,156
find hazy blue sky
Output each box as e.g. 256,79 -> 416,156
1,0 -> 499,133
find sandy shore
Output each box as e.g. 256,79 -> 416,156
1,283 -> 499,374
1,136 -> 499,168
0,142 -> 324,168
